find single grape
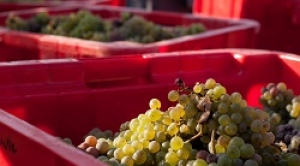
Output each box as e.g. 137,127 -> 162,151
240,144 -> 255,159
132,149 -> 147,165
226,145 -> 240,159
170,136 -> 184,150
165,150 -> 179,166
148,140 -> 160,153
168,90 -> 180,102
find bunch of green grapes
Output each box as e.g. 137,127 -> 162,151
6,10 -> 207,44
71,78 -> 300,166
6,14 -> 28,31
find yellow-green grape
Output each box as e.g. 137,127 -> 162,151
277,82 -> 287,92
215,143 -> 226,154
220,93 -> 231,105
226,145 -> 240,159
161,141 -> 170,152
167,122 -> 179,136
165,150 -> 179,165
193,159 -> 208,166
168,90 -> 180,102
176,147 -> 190,160
122,144 -> 135,156
177,106 -> 186,117
185,103 -> 199,119
148,140 -> 161,153
142,139 -> 150,148
179,94 -> 190,107
156,151 -> 167,163
154,123 -> 166,132
147,109 -> 162,122
193,83 -> 203,93
240,144 -> 255,159
230,92 -> 242,103
268,99 -> 277,106
143,129 -> 156,141
139,116 -> 151,127
132,149 -> 147,165
138,114 -> 146,121
287,154 -> 300,166
123,130 -> 133,141
225,123 -> 238,136
129,118 -> 139,131
180,124 -> 191,135
263,91 -> 272,100
144,123 -> 154,130
290,110 -> 300,118
250,120 -> 263,132
137,126 -> 144,132
170,136 -> 184,150
114,148 -> 125,160
130,132 -> 139,141
217,102 -> 229,113
149,98 -> 161,109
293,102 -> 300,111
155,131 -> 167,143
228,136 -> 245,148
238,99 -> 247,107
217,135 -> 231,148
113,137 -> 127,148
121,156 -> 134,166
162,116 -> 172,125
230,113 -> 242,124
218,114 -> 231,126
169,107 -> 182,121
137,132 -> 144,141
205,78 -> 217,89
131,140 -> 143,150
213,85 -> 227,99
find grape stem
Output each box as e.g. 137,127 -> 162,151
210,130 -> 216,154
184,124 -> 203,143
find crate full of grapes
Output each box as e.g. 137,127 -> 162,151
0,5 -> 259,61
0,49 -> 300,165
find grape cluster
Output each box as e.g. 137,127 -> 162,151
260,82 -> 294,125
6,10 -> 206,44
61,78 -> 300,166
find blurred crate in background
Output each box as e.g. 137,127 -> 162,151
0,5 -> 258,61
193,0 -> 300,54
0,48 -> 300,165
0,0 -> 123,13
0,48 -> 300,143
126,0 -> 192,13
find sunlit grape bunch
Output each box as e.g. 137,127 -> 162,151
65,78 -> 300,166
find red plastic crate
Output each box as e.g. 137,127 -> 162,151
0,109 -> 105,166
0,0 -> 122,13
0,49 -> 299,166
193,0 -> 300,54
0,5 -> 259,61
